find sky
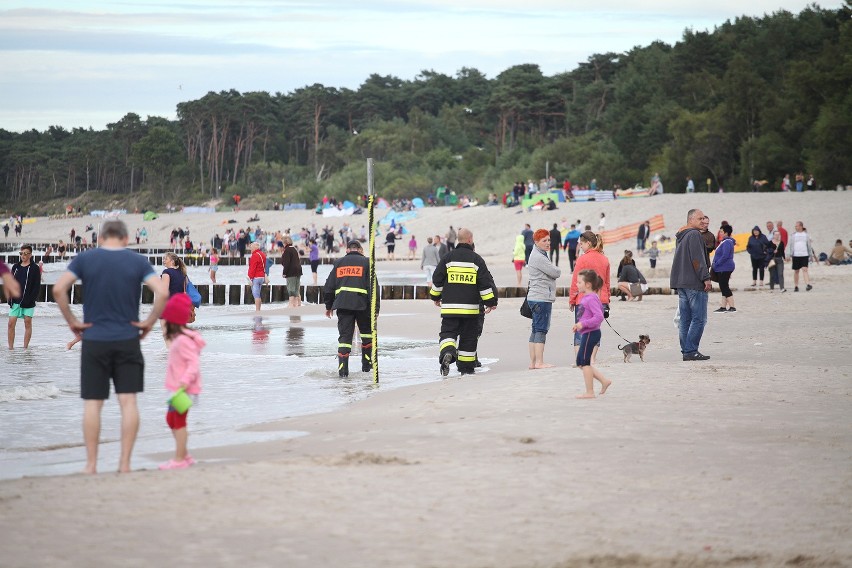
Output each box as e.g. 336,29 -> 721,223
0,1 -> 844,133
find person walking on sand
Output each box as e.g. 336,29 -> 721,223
430,228 -> 497,376
53,220 -> 168,474
573,270 -> 612,399
512,234 -> 526,286
670,209 -> 712,361
597,212 -> 606,232
527,229 -> 561,369
324,240 -> 377,377
280,237 -> 303,307
712,224 -> 737,312
521,224 -> 534,264
209,249 -> 219,284
421,237 -> 440,286
158,293 -> 205,470
790,221 -> 814,292
569,232 -> 610,364
7,245 -> 41,350
549,223 -> 561,266
248,241 -> 268,311
563,224 -> 581,272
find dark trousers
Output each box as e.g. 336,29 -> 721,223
568,248 -> 577,271
750,257 -> 765,282
337,309 -> 373,366
439,317 -> 480,372
549,246 -> 559,266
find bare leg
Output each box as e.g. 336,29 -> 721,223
528,342 -> 536,369
516,270 -> 522,287
802,267 -> 809,285
23,317 -> 32,348
576,366 -> 596,398
793,269 -> 800,287
173,427 -> 188,462
593,366 -> 612,394
116,393 -> 139,473
7,316 -> 16,349
82,399 -> 105,474
254,297 -> 261,312
312,273 -> 318,286
591,345 -> 599,365
533,342 -> 553,369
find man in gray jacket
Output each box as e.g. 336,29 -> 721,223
670,209 -> 712,361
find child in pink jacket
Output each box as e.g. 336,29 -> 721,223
159,293 -> 206,470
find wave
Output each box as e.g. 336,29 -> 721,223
0,384 -> 61,403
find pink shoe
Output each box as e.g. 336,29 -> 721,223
159,459 -> 190,470
184,455 -> 196,466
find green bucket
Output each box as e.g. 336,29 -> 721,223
169,387 -> 193,414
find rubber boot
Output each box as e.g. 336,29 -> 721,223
338,354 -> 349,377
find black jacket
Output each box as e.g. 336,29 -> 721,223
10,262 -> 41,308
430,243 -> 497,317
323,251 -> 378,312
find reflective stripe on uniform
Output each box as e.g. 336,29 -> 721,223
446,261 -> 478,270
360,333 -> 373,338
336,286 -> 367,295
441,308 -> 480,316
441,303 -> 480,311
457,350 -> 477,362
440,338 -> 457,349
479,287 -> 494,300
338,343 -> 352,349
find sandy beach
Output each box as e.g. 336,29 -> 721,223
1,192 -> 851,566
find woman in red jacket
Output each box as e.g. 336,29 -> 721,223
569,232 -> 611,364
247,242 -> 268,312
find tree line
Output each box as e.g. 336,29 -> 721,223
1,5 -> 849,211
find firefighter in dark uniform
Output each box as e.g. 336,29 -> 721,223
324,239 -> 378,377
430,228 -> 497,376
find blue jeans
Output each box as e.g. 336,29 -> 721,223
528,300 -> 552,343
678,288 -> 708,355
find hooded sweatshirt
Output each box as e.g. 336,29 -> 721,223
670,226 -> 710,290
712,236 -> 736,272
513,235 -> 526,261
527,246 -> 561,302
165,329 -> 206,395
746,226 -> 769,260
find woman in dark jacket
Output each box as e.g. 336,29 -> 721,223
279,236 -> 303,307
746,225 -> 769,287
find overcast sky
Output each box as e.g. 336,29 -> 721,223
0,1 -> 842,133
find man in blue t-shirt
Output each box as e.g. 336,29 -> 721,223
54,220 -> 167,474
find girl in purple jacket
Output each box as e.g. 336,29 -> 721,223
572,270 -> 612,399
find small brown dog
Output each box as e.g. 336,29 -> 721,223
619,335 -> 650,362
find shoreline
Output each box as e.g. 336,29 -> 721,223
1,192 -> 850,566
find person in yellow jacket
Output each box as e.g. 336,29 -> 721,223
430,228 -> 497,376
513,234 -> 526,286
324,240 -> 378,377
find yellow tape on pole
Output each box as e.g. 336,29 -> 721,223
367,194 -> 379,383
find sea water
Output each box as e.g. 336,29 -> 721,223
0,298 -> 493,480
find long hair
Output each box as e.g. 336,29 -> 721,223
163,321 -> 187,341
164,252 -> 187,276
578,269 -> 604,292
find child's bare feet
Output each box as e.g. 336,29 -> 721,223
575,393 -> 596,399
600,379 -> 612,395
534,363 -> 555,369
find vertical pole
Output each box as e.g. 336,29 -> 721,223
367,159 -> 379,383
545,160 -> 549,180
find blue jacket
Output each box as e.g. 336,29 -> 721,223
563,229 -> 581,250
746,227 -> 769,260
712,237 -> 736,272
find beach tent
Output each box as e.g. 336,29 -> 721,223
412,197 -> 424,209
342,200 -> 355,209
143,211 -> 158,221
376,198 -> 390,209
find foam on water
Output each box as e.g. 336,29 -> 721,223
0,302 -> 495,479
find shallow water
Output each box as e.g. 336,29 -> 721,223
0,303 -> 494,479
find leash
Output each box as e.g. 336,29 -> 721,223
604,316 -> 634,347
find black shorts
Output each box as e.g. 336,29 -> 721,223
792,256 -> 809,270
387,244 -> 395,253
310,259 -> 319,273
80,339 -> 145,399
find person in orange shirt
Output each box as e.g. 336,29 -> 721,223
569,231 -> 611,364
